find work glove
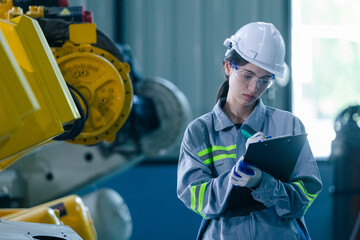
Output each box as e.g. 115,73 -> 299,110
230,156 -> 263,188
245,131 -> 266,150
230,131 -> 266,188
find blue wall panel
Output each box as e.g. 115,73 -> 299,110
78,163 -> 201,239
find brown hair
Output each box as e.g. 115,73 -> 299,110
216,50 -> 249,102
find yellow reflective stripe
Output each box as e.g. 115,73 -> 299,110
197,145 -> 236,157
197,183 -> 207,219
190,185 -> 196,211
203,153 -> 236,165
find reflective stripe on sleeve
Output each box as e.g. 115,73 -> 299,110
293,180 -> 318,214
197,145 -> 236,165
190,182 -> 208,219
190,185 -> 197,211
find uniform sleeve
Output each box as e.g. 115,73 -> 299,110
251,117 -> 323,218
177,124 -> 234,219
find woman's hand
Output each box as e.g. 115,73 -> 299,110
230,156 -> 263,188
245,131 -> 266,150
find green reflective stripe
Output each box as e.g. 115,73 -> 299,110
293,180 -> 317,214
198,149 -> 236,162
189,183 -> 208,219
197,148 -> 211,157
304,201 -> 312,214
197,145 -> 236,157
294,180 -> 317,200
203,153 -> 236,165
190,186 -> 197,211
197,183 -> 207,219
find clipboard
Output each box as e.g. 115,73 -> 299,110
243,133 -> 308,182
225,134 -> 308,211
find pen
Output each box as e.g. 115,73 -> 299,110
240,125 -> 257,139
240,125 -> 272,139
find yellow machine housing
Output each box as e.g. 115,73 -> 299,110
0,28 -> 39,148
0,4 -> 137,240
25,5 -> 44,19
1,207 -> 61,225
0,15 -> 80,162
0,195 -> 97,240
0,1 -> 43,20
0,0 -> 13,20
53,23 -> 133,145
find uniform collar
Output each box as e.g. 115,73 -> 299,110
213,97 -> 266,132
243,99 -> 266,134
213,98 -> 234,131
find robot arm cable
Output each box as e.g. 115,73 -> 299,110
53,83 -> 89,141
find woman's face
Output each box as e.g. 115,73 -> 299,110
224,61 -> 272,107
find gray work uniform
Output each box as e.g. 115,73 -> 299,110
177,98 -> 322,240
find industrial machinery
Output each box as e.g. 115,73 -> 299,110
330,105 -> 360,240
0,0 -> 191,239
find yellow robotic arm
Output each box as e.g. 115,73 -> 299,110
0,2 -> 191,240
0,15 -> 80,166
53,23 -> 133,145
0,13 -> 93,240
0,12 -> 133,239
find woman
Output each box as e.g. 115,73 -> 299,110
177,22 -> 322,240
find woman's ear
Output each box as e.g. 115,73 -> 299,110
224,61 -> 231,76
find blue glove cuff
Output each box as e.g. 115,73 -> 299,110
238,161 -> 255,176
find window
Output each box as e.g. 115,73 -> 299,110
292,0 -> 360,158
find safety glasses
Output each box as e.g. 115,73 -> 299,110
231,62 -> 275,89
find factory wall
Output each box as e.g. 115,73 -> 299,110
117,0 -> 292,116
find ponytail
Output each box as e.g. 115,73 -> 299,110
216,50 -> 248,103
216,80 -> 229,103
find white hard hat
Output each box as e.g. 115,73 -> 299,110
223,22 -> 286,77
